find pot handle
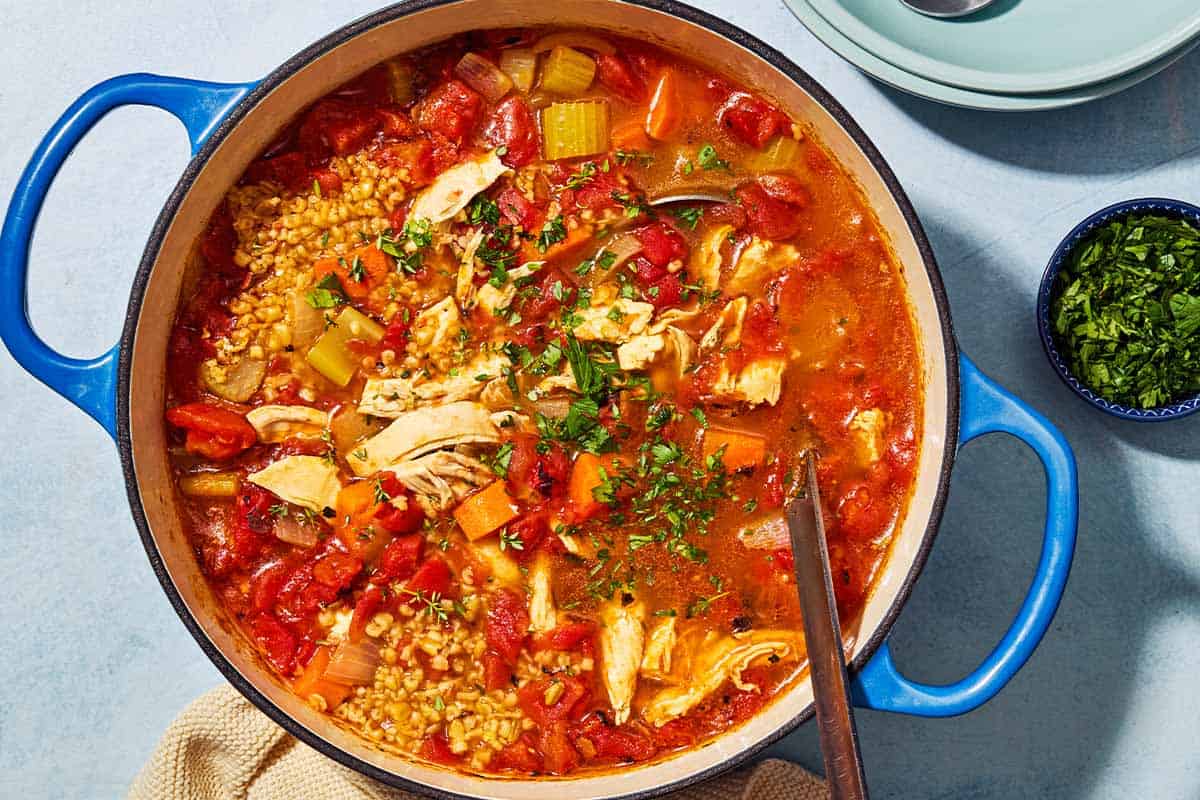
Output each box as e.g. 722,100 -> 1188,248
851,352 -> 1078,716
0,74 -> 254,439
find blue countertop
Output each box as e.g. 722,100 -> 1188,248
1,1 -> 1197,798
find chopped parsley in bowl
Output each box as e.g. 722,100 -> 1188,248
1039,199 -> 1200,420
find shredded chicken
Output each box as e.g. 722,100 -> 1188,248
640,616 -> 677,681
700,296 -> 748,353
359,352 -> 507,417
849,408 -> 889,465
527,553 -> 557,634
642,630 -> 804,726
347,401 -> 501,476
454,228 -> 486,311
247,455 -> 341,517
245,405 -> 328,443
599,596 -> 646,725
390,450 -> 494,513
728,237 -> 799,294
711,357 -> 786,407
409,150 -> 510,224
572,299 -> 655,343
690,224 -> 734,290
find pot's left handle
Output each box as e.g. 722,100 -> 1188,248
0,73 -> 255,439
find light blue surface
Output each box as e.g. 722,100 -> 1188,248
0,1 -> 1197,797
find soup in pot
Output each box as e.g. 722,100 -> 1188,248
163,28 -> 922,776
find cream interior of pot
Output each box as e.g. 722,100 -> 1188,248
126,1 -> 952,796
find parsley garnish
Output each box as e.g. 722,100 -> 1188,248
614,149 -> 654,167
673,206 -> 703,230
1051,214 -> 1200,408
467,196 -> 501,226
537,215 -> 567,252
697,144 -> 730,170
305,273 -> 347,309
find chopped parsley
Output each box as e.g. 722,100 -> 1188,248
467,195 -> 501,226
697,143 -> 730,171
499,529 -> 525,551
537,215 -> 568,252
614,149 -> 654,167
304,273 -> 347,309
1051,214 -> 1200,408
673,206 -> 703,230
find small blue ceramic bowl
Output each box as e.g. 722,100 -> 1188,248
1037,197 -> 1200,422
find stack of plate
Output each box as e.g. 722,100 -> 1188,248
784,0 -> 1200,111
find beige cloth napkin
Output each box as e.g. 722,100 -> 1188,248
130,684 -> 828,800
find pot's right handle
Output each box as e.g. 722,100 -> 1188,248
0,73 -> 254,439
851,352 -> 1078,716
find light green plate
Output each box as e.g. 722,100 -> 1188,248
785,0 -> 1200,111
805,0 -> 1200,94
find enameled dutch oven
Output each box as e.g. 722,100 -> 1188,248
0,2 -> 1079,797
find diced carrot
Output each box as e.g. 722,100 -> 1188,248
292,646 -> 353,709
334,480 -> 392,561
645,70 -> 679,141
611,119 -> 652,152
312,244 -> 391,303
568,452 -> 629,519
702,427 -> 767,472
453,481 -> 520,541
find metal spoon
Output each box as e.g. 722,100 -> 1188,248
786,452 -> 869,800
899,0 -> 999,18
647,191 -> 728,207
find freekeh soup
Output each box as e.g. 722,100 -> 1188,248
164,28 -> 922,776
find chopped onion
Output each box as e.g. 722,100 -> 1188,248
324,639 -> 382,685
273,514 -> 320,548
499,48 -> 537,92
737,512 -> 788,550
603,233 -> 643,269
454,52 -> 514,102
531,31 -> 616,55
289,289 -> 326,350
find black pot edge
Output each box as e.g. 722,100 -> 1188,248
115,1 -> 960,797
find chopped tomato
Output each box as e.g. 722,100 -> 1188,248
297,99 -> 382,157
248,558 -> 293,616
348,585 -> 385,644
249,613 -> 299,674
493,734 -> 542,773
484,95 -> 540,168
495,187 -> 540,231
518,675 -> 590,727
644,274 -> 682,310
371,533 -> 424,584
375,138 -> 434,185
575,714 -> 657,762
539,721 -> 580,775
734,182 -> 803,241
486,588 -> 530,664
376,106 -> 417,139
634,222 -> 688,268
199,203 -> 240,275
532,621 -> 595,652
378,314 -> 410,355
717,91 -> 791,148
595,53 -> 644,101
418,733 -> 461,765
416,80 -> 482,145
483,650 -> 512,692
166,402 -> 257,460
232,485 -> 276,566
312,552 -> 362,589
757,173 -> 811,207
405,557 -> 451,598
373,491 -> 425,535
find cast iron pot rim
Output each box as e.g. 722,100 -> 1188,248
115,1 -> 960,797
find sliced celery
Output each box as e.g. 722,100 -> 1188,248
499,48 -> 537,93
540,46 -> 596,96
542,100 -> 610,160
180,472 -> 241,498
385,59 -> 415,106
306,307 -> 385,387
454,52 -> 513,102
751,135 -> 802,173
